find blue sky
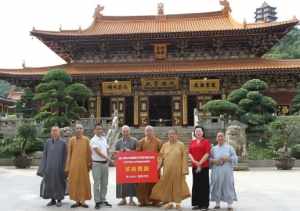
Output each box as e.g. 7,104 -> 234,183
0,0 -> 299,68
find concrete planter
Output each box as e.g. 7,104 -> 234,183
274,157 -> 296,170
14,155 -> 32,169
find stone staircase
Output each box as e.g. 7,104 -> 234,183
130,126 -> 195,146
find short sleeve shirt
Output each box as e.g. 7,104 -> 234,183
188,139 -> 211,168
90,135 -> 108,161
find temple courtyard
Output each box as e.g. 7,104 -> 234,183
0,167 -> 299,211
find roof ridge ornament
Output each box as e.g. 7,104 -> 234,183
94,4 -> 104,19
22,60 -> 26,69
219,0 -> 232,13
243,18 -> 247,29
157,2 -> 164,16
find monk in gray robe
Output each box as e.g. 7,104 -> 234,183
115,125 -> 138,206
37,126 -> 67,207
210,132 -> 238,211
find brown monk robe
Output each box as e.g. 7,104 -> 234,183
65,124 -> 92,208
136,125 -> 162,206
150,129 -> 190,210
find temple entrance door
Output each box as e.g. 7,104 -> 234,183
101,96 -> 111,117
188,95 -> 197,126
125,97 -> 134,126
149,96 -> 172,126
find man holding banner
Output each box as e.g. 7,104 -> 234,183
115,125 -> 138,206
136,125 -> 162,206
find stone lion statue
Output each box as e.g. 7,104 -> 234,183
61,126 -> 73,141
225,125 -> 247,160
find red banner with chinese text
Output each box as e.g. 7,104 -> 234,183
116,151 -> 158,184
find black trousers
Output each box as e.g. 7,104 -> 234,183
192,167 -> 210,208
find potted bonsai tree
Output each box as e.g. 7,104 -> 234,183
268,116 -> 300,170
0,121 -> 39,168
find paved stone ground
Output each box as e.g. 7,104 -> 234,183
0,167 -> 299,211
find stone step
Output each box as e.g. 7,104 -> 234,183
130,126 -> 195,144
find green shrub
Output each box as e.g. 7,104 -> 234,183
291,144 -> 300,159
0,123 -> 41,156
248,143 -> 275,160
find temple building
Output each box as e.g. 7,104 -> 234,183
0,1 -> 299,127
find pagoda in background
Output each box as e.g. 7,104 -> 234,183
255,1 -> 277,23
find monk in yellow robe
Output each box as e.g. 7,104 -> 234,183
65,124 -> 92,208
151,128 -> 190,210
136,125 -> 162,206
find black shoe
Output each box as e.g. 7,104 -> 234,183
81,203 -> 89,208
192,206 -> 199,210
46,199 -> 56,206
101,201 -> 112,208
95,203 -> 101,210
56,200 -> 62,207
71,203 -> 81,208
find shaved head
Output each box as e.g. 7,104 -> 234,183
145,125 -> 154,137
51,126 -> 60,140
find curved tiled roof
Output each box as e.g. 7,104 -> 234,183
31,9 -> 299,37
1,59 -> 300,78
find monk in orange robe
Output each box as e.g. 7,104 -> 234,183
136,125 -> 162,206
150,128 -> 190,210
65,124 -> 92,208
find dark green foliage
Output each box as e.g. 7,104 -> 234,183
247,142 -> 274,160
0,123 -> 40,156
228,79 -> 277,133
241,79 -> 268,92
16,88 -> 37,118
291,144 -> 300,159
203,79 -> 277,135
268,116 -> 300,158
0,80 -> 11,97
34,69 -> 92,131
227,88 -> 248,104
202,100 -> 239,116
265,28 -> 300,59
290,83 -> 300,114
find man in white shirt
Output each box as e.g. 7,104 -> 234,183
90,124 -> 112,209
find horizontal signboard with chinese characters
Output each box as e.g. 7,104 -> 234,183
189,79 -> 220,93
102,81 -> 132,95
141,78 -> 179,90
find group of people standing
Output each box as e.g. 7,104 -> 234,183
37,124 -> 238,211
189,126 -> 238,211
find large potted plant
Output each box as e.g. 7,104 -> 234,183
268,116 -> 300,170
0,122 -> 40,168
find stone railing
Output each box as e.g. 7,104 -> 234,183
0,118 -> 43,138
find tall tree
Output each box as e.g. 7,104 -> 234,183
228,79 -> 277,133
265,28 -> 300,59
290,82 -> 300,114
0,80 -> 12,97
203,79 -> 277,133
34,69 -> 92,130
16,88 -> 37,118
